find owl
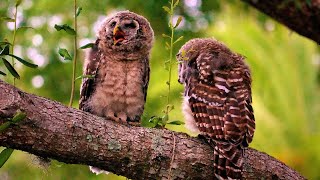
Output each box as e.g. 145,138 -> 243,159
177,38 -> 255,179
79,10 -> 154,123
79,11 -> 154,174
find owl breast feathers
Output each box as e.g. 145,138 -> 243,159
79,10 -> 154,175
79,11 -> 154,124
177,38 -> 255,180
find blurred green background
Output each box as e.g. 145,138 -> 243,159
0,0 -> 319,179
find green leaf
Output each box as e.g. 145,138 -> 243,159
162,6 -> 171,14
166,104 -> 174,112
76,7 -> 83,17
173,0 -> 180,7
0,71 -> 6,76
58,48 -> 72,60
75,74 -> 95,81
165,42 -> 170,50
80,43 -> 94,49
0,148 -> 14,168
162,114 -> 169,124
0,122 -> 11,133
0,45 -> 10,55
0,42 -> 12,46
174,16 -> 183,28
54,24 -> 76,35
148,116 -> 160,127
174,36 -> 184,44
0,17 -> 15,22
11,110 -> 27,123
167,120 -> 185,125
162,34 -> 171,39
8,54 -> 38,68
15,0 -> 22,7
17,26 -> 34,32
1,58 -> 20,79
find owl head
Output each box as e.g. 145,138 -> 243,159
176,38 -> 242,84
97,11 -> 154,60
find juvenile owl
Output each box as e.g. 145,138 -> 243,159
80,10 -> 153,123
79,11 -> 154,173
177,38 -> 255,179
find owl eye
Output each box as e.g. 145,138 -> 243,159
124,22 -> 136,29
110,21 -> 116,28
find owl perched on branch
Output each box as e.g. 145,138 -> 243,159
177,38 -> 255,180
79,11 -> 154,174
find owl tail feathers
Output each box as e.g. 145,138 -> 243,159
213,142 -> 243,180
89,166 -> 110,175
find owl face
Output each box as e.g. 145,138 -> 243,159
107,17 -> 140,46
98,11 -> 154,55
177,55 -> 189,84
177,38 -> 240,84
176,43 -> 198,84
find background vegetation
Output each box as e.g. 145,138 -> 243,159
0,0 -> 319,179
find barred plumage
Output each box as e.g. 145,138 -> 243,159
177,38 -> 255,179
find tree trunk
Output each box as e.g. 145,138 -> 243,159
241,0 -> 320,44
0,80 -> 305,179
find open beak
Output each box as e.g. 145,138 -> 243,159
113,26 -> 125,45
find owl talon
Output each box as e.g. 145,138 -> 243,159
127,121 -> 140,127
126,116 -> 140,126
198,134 -> 214,148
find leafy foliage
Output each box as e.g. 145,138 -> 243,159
149,0 -> 184,128
0,148 -> 14,168
80,43 -> 94,49
0,0 -> 319,179
0,110 -> 26,168
54,24 -> 76,36
58,48 -> 72,61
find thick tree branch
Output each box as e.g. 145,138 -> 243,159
241,0 -> 320,44
0,80 -> 305,179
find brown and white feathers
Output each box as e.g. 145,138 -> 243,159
79,11 -> 154,174
79,10 -> 154,123
177,38 -> 255,180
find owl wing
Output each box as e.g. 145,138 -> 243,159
79,40 -> 102,111
224,68 -> 255,147
187,61 -> 254,179
142,57 -> 150,102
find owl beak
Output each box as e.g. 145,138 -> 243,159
113,26 -> 125,45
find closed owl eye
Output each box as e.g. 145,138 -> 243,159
124,22 -> 136,29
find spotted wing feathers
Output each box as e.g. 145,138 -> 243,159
79,41 -> 101,111
188,68 -> 255,179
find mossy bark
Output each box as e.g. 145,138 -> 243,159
0,80 -> 305,179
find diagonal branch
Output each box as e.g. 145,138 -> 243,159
241,0 -> 320,44
0,80 -> 305,179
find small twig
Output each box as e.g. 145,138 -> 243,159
68,0 -> 78,107
11,4 -> 18,86
168,132 -> 176,180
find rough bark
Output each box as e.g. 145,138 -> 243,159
0,80 -> 305,179
241,0 -> 320,44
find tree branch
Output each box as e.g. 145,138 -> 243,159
241,0 -> 320,44
0,80 -> 305,179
